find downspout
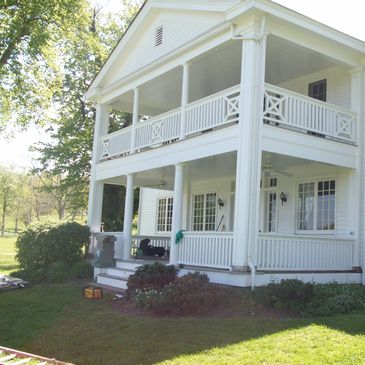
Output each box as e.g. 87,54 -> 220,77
248,261 -> 256,290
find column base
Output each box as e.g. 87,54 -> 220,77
231,265 -> 250,272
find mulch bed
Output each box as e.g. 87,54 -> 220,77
110,286 -> 287,319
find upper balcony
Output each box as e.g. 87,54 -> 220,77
99,82 -> 356,162
98,35 -> 358,163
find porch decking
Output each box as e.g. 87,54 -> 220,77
99,83 -> 356,162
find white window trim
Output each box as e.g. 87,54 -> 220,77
295,177 -> 337,235
155,196 -> 173,234
190,190 -> 218,232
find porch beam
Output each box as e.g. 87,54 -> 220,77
179,63 -> 190,140
232,24 -> 267,271
87,103 -> 110,253
130,87 -> 139,153
169,163 -> 184,265
122,173 -> 135,260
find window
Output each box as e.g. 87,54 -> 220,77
155,26 -> 163,47
267,192 -> 277,232
193,193 -> 217,231
308,79 -> 327,102
157,197 -> 173,232
297,179 -> 335,232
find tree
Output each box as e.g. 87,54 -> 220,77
0,0 -> 90,130
33,1 -> 143,224
0,166 -> 15,235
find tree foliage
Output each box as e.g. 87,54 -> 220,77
32,1 -> 143,223
0,0 -> 90,129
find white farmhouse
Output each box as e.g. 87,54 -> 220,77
85,0 -> 365,289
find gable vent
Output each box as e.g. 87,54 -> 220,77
155,26 -> 163,47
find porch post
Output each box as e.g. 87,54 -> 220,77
130,87 -> 139,153
232,21 -> 267,271
350,68 -> 363,269
180,63 -> 190,140
169,163 -> 184,265
87,103 -> 110,254
122,173 -> 135,260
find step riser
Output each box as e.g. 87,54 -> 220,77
106,268 -> 133,279
96,275 -> 128,290
116,261 -> 144,270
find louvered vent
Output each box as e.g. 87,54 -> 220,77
155,26 -> 163,47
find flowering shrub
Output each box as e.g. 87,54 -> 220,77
126,262 -> 179,296
132,272 -> 228,315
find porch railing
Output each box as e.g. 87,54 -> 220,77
257,233 -> 355,271
263,84 -> 357,143
131,235 -> 170,256
178,232 -> 233,269
99,83 -> 357,161
99,86 -> 240,160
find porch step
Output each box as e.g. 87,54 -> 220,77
105,267 -> 135,279
96,274 -> 128,290
115,259 -> 146,270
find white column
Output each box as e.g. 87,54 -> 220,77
87,104 -> 110,253
180,63 -> 190,140
130,87 -> 139,153
123,173 -> 135,260
232,29 -> 267,271
350,68 -> 362,269
169,163 -> 184,265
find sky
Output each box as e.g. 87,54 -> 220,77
1,0 -> 365,169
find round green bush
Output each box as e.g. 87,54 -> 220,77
16,221 -> 90,270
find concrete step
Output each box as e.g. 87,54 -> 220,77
116,259 -> 146,270
96,274 -> 128,290
105,267 -> 135,279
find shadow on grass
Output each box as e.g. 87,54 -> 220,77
1,282 -> 365,365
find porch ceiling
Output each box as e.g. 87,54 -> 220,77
265,35 -> 340,85
262,152 -> 353,176
103,152 -> 237,188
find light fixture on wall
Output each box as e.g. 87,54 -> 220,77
218,198 -> 224,209
280,192 -> 287,206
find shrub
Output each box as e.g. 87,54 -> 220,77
304,284 -> 365,316
70,261 -> 93,279
133,272 -> 228,316
255,279 -> 314,313
47,261 -> 70,283
16,221 -> 90,270
127,262 -> 179,295
255,280 -> 365,316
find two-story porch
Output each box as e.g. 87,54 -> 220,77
86,2 -> 365,289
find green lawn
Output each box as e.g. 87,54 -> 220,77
0,282 -> 365,365
0,235 -> 19,275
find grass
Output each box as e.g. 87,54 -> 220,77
1,282 -> 365,365
0,235 -> 19,275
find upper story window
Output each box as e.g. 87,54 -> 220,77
308,79 -> 327,102
155,26 -> 163,47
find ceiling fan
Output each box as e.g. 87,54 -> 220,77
262,163 -> 293,178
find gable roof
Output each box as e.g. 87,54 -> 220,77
86,0 -> 365,101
